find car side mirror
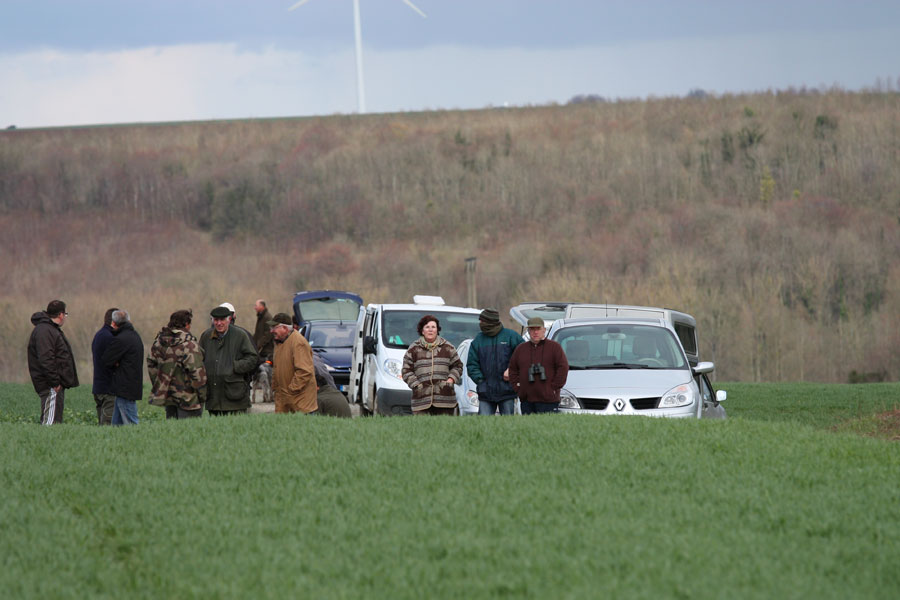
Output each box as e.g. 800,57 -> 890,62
363,335 -> 377,355
716,390 -> 727,403
692,361 -> 715,375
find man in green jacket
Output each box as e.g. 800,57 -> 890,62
199,305 -> 259,415
466,308 -> 523,415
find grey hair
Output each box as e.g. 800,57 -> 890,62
111,310 -> 130,325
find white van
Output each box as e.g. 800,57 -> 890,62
349,296 -> 482,415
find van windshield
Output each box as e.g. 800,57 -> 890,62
382,310 -> 482,349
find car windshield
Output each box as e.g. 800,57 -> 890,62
306,322 -> 355,348
382,310 -> 482,349
296,296 -> 360,321
554,324 -> 688,370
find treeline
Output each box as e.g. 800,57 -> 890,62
1,89 -> 899,383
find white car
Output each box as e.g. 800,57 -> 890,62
549,317 -> 726,419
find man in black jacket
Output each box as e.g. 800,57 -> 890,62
102,310 -> 144,426
27,299 -> 79,425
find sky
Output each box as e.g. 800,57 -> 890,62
2,0 -> 899,128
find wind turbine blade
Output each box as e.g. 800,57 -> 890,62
401,0 -> 427,18
287,0 -> 313,11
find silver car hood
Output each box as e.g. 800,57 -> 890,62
563,368 -> 692,397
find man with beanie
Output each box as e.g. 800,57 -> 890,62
466,308 -> 523,415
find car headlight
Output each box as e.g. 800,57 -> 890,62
559,388 -> 581,409
659,384 -> 695,408
323,362 -> 336,371
384,358 -> 403,380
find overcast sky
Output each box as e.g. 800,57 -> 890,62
2,0 -> 899,128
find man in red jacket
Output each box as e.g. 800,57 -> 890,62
508,317 -> 569,414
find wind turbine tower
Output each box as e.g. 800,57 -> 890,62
288,0 -> 427,114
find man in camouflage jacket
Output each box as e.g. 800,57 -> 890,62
147,309 -> 207,419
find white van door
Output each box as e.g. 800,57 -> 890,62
348,305 -> 367,405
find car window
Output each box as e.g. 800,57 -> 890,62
296,297 -> 360,321
674,322 -> 697,356
698,374 -> 713,403
307,323 -> 355,348
382,310 -> 481,349
554,324 -> 688,369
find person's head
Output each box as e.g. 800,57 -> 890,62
46,300 -> 67,325
168,309 -> 193,331
219,302 -> 236,324
210,306 -> 232,334
479,307 -> 502,335
268,312 -> 293,342
254,299 -> 267,314
417,314 -> 441,343
103,307 -> 119,327
526,316 -> 546,344
110,309 -> 129,329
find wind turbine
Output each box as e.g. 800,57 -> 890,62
288,0 -> 427,114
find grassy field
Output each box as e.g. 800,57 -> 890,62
1,382 -> 899,598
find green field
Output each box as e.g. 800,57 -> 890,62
2,382 -> 899,598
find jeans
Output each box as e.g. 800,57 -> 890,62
111,397 -> 139,425
520,400 -> 559,415
478,399 -> 515,415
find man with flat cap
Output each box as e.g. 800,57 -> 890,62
466,308 -> 523,415
269,312 -> 318,415
509,316 -> 569,415
199,305 -> 259,415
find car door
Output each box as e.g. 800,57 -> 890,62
698,373 -> 726,419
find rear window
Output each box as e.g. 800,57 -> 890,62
674,323 -> 697,355
382,310 -> 481,349
296,297 -> 360,321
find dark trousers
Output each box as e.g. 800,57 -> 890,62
413,405 -> 459,416
207,409 -> 247,416
39,388 -> 65,425
94,393 -> 115,425
520,400 -> 559,415
165,405 -> 202,419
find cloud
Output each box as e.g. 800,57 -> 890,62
1,27 -> 897,128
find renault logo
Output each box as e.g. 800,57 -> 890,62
614,398 -> 625,411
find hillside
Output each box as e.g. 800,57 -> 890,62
2,90 -> 899,383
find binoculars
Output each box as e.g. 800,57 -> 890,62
528,363 -> 547,382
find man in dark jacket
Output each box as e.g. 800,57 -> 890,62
102,310 -> 144,426
27,299 -> 79,425
253,299 -> 274,360
508,316 -> 569,414
90,307 -> 119,425
466,308 -> 522,415
199,305 -> 259,415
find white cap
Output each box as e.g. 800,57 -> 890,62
218,302 -> 235,314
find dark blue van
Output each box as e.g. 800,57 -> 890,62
292,290 -> 363,394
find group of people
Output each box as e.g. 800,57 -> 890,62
26,299 -> 351,425
401,308 -> 569,415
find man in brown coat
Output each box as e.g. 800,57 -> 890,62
269,313 -> 318,414
508,316 -> 569,414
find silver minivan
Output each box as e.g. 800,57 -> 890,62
549,317 -> 726,419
